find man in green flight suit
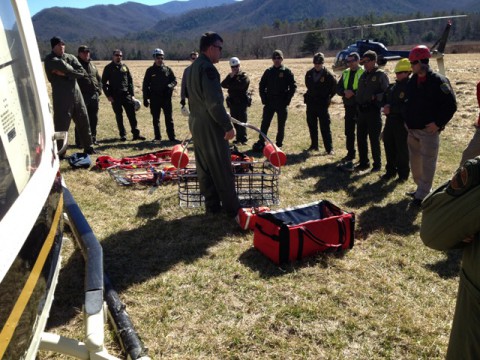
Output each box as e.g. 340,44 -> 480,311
187,32 -> 240,217
421,159 -> 480,360
44,36 -> 95,155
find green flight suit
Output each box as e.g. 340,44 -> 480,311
421,165 -> 480,360
187,53 -> 240,216
44,52 -> 92,151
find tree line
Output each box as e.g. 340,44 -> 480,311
37,11 -> 480,61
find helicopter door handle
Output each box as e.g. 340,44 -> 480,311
52,131 -> 69,156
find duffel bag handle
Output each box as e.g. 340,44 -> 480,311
255,223 -> 279,241
298,218 -> 346,249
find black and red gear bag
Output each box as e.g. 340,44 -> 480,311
253,200 -> 355,264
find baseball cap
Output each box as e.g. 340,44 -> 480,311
78,45 -> 90,53
50,36 -> 65,49
313,52 -> 324,64
361,50 -> 377,64
272,49 -> 284,59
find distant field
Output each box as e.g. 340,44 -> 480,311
39,54 -> 479,359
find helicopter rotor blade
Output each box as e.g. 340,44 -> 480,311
369,14 -> 466,28
263,25 -> 364,39
263,14 -> 467,39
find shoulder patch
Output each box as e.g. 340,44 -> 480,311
440,82 -> 452,94
205,67 -> 217,80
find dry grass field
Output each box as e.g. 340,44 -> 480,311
39,53 -> 480,359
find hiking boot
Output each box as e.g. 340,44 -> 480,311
410,198 -> 422,207
327,149 -> 335,156
132,135 -> 146,141
371,165 -> 381,173
341,155 -> 354,162
307,145 -> 319,151
354,163 -> 370,172
120,136 -> 127,141
84,147 -> 98,155
169,138 -> 181,144
380,173 -> 395,181
252,141 -> 264,152
405,190 -> 416,198
338,161 -> 354,172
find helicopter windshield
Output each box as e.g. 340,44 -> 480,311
0,2 -> 46,221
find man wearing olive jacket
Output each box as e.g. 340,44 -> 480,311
187,32 -> 240,217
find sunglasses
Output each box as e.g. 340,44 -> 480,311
410,60 -> 420,65
231,65 -> 239,68
212,44 -> 223,51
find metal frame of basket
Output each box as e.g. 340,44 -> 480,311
178,159 -> 280,208
177,117 -> 283,208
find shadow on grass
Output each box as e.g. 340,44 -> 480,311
344,178 -> 398,208
46,210 -> 240,329
238,247 -> 349,278
355,198 -> 421,239
94,138 -> 179,154
295,162 -> 352,193
424,249 -> 462,279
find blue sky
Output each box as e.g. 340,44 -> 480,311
27,0 -> 174,15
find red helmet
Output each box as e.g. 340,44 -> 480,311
409,45 -> 431,62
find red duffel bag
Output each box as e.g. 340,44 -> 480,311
253,200 -> 355,264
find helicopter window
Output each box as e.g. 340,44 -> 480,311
0,2 -> 45,221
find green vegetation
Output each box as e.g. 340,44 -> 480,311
35,8 -> 480,61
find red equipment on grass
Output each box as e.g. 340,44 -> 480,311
253,200 -> 355,264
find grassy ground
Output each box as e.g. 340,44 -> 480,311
39,54 -> 479,359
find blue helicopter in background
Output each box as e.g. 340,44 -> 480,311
264,15 -> 467,75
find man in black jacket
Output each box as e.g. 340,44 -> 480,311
405,45 -> 457,205
102,49 -> 145,141
221,57 -> 250,145
253,49 -> 296,151
355,50 -> 389,172
142,48 -> 179,143
76,45 -> 102,145
304,52 -> 337,153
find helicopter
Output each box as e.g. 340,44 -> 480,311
263,15 -> 467,75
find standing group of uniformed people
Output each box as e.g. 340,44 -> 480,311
44,34 -> 456,211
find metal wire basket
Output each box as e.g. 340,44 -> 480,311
178,160 -> 280,208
